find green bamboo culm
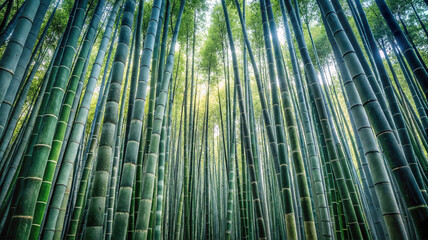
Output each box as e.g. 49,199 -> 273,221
136,0 -> 167,218
5,0 -> 88,238
224,99 -> 236,240
111,0 -> 164,238
106,20 -> 131,239
0,6 -> 53,188
124,0 -> 144,154
15,1 -> 80,186
373,0 -> 428,101
53,166 -> 74,240
233,2 -> 297,237
317,0 -> 428,238
0,0 -> 427,238
153,2 -> 172,239
29,1 -> 106,238
0,0 -> 51,141
279,1 -> 333,237
220,3 -> 237,239
153,96 -> 171,240
65,7 -> 122,238
134,0 -> 185,238
84,0 -> 137,238
123,2 -> 144,197
222,0 -> 268,238
281,0 -> 364,238
258,2 -> 299,238
0,0 -> 41,109
347,0 -> 428,203
263,0 -> 318,237
153,103 -> 168,240
40,2 -> 121,239
320,10 -> 408,240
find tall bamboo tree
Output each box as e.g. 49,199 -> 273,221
0,0 -> 41,106
134,0 -> 185,238
350,0 -> 428,202
281,0 -> 365,238
5,0 -> 89,238
40,2 -> 121,239
222,0 -> 268,238
373,0 -> 428,101
0,0 -> 51,140
29,1 -> 106,238
111,0 -> 164,238
317,0 -> 428,237
84,0 -> 137,237
263,0 -> 318,237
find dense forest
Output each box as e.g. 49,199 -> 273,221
0,0 -> 427,239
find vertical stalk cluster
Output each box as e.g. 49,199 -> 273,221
0,0 -> 426,238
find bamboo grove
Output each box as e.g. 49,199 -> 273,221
0,0 -> 427,238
